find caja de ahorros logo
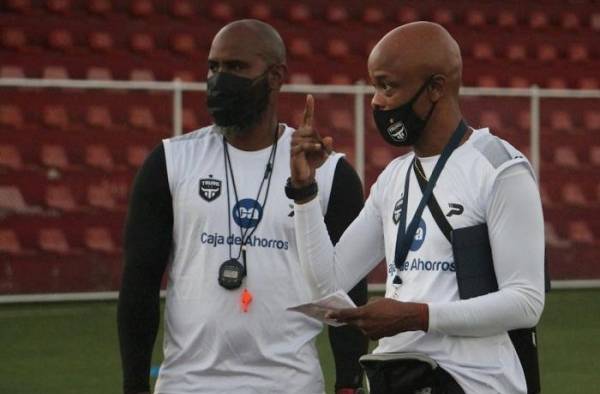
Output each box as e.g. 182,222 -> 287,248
199,175 -> 221,202
387,119 -> 407,142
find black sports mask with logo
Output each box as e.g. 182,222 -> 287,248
206,71 -> 271,130
373,76 -> 436,146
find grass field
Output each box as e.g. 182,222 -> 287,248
1,289 -> 599,393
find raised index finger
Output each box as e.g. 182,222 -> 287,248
302,94 -> 314,128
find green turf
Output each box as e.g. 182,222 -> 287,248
0,290 -> 598,393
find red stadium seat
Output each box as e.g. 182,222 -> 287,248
126,145 -> 150,168
182,108 -> 199,131
505,44 -> 528,61
170,32 -> 197,57
431,8 -> 454,26
85,144 -> 114,171
1,27 -> 27,51
329,109 -> 353,132
567,44 -> 589,63
87,184 -> 116,210
41,144 -> 70,170
129,32 -> 155,55
42,66 -> 69,79
326,38 -> 351,60
288,3 -> 311,24
42,105 -> 70,129
86,105 -> 113,129
128,106 -> 157,130
567,220 -> 595,243
396,7 -> 419,24
550,110 -> 574,132
172,69 -> 197,82
560,12 -> 581,30
536,43 -> 559,62
0,145 -> 24,170
248,2 -> 272,21
479,110 -> 503,131
328,73 -> 353,85
6,0 -> 32,14
590,146 -> 600,166
577,77 -> 599,90
508,76 -> 530,88
130,0 -> 154,18
529,11 -> 550,30
0,105 -> 24,129
288,73 -> 313,85
209,2 -> 235,22
87,0 -> 112,16
497,10 -> 518,29
471,42 -> 495,61
170,0 -> 196,19
545,222 -> 570,248
88,31 -> 114,53
326,4 -> 349,24
553,146 -> 579,167
46,0 -> 72,15
0,66 -> 25,78
562,183 -> 588,206
0,186 -> 28,212
477,75 -> 499,87
363,6 -> 385,25
546,77 -> 568,89
47,28 -> 74,52
39,228 -> 72,254
84,227 -> 117,254
86,67 -> 113,80
591,13 -> 600,31
129,69 -> 156,81
288,37 -> 313,59
583,110 -> 600,131
465,9 -> 487,28
45,184 -> 79,212
0,229 -> 22,255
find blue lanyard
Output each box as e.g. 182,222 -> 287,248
393,120 -> 468,284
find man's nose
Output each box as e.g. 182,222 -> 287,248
371,92 -> 386,110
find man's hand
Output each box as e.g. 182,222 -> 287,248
328,298 -> 429,340
290,94 -> 333,188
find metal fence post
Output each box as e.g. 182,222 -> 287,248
354,82 -> 366,183
530,85 -> 541,180
173,78 -> 183,136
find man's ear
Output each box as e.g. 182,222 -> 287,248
269,63 -> 288,89
428,74 -> 446,102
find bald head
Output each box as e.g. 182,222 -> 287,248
212,19 -> 286,66
369,21 -> 462,94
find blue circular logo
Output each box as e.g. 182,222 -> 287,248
410,219 -> 426,251
233,199 -> 263,229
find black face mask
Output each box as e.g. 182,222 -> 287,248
373,77 -> 436,146
206,71 -> 271,130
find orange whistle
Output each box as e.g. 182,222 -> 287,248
241,288 -> 253,313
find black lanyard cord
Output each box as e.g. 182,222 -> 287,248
223,125 -> 280,267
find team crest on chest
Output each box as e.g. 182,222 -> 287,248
392,193 -> 404,225
199,175 -> 222,202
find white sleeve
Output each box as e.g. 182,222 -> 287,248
294,186 -> 386,299
428,163 -> 545,337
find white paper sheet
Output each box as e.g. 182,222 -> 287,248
287,290 -> 357,327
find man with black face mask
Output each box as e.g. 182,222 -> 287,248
289,22 -> 545,394
117,19 -> 368,394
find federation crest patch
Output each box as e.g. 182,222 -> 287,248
199,176 -> 222,202
392,193 -> 404,225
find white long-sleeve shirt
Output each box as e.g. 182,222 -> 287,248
294,128 -> 545,394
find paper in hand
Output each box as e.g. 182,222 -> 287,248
287,290 -> 356,327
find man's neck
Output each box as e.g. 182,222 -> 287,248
413,109 -> 468,157
226,115 -> 279,151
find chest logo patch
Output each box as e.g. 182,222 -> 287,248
446,203 -> 464,217
199,175 -> 222,202
392,193 -> 404,225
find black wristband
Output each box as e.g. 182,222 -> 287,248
285,177 -> 318,200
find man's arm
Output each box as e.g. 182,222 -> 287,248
117,144 -> 173,394
323,158 -> 369,392
428,163 -> 545,336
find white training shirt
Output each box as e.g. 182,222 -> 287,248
294,128 -> 545,394
157,125 -> 342,394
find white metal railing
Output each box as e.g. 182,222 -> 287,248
1,78 -> 599,302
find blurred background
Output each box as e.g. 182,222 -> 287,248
0,0 -> 599,393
